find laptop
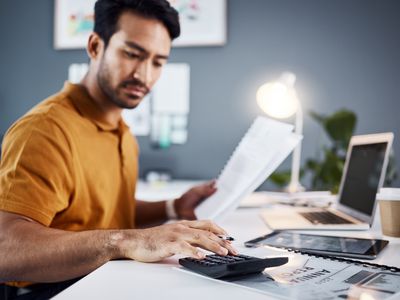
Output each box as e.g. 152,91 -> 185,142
261,132 -> 394,230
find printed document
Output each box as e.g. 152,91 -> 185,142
176,247 -> 400,300
195,116 -> 302,221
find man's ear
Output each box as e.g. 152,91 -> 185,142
86,33 -> 104,60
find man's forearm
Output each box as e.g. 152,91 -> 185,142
0,212 -> 237,284
0,218 -> 124,283
135,200 -> 168,227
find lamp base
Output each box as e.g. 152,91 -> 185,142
284,182 -> 306,194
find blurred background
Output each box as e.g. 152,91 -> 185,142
0,0 -> 399,189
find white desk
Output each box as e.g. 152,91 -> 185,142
54,203 -> 400,300
135,180 -> 205,201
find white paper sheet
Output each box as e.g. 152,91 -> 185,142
194,116 -> 302,221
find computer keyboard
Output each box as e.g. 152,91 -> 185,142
300,211 -> 353,224
179,254 -> 288,279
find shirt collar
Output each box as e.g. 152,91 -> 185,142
62,81 -> 129,132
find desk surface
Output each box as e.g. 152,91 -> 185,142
54,202 -> 400,300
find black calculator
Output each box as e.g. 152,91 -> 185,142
179,254 -> 288,279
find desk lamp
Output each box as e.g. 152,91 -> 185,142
256,72 -> 305,193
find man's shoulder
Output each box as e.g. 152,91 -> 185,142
15,89 -> 80,128
28,90 -> 78,124
4,90 -> 80,145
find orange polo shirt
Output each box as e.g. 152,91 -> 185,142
0,82 -> 138,231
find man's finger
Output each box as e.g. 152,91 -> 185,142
193,181 -> 217,196
186,233 -> 228,256
204,179 -> 217,190
221,240 -> 239,255
186,229 -> 238,255
173,241 -> 205,259
180,220 -> 227,235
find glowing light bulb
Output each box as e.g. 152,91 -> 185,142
256,80 -> 299,119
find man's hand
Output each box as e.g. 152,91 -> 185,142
174,181 -> 217,220
118,220 -> 237,262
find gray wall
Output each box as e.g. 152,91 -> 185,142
1,0 -> 400,188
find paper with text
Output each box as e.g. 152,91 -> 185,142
195,116 -> 302,220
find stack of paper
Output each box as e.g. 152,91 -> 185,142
195,116 -> 302,221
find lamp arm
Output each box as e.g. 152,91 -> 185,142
288,105 -> 304,193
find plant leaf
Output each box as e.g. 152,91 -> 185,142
269,171 -> 291,187
323,109 -> 357,147
309,110 -> 326,125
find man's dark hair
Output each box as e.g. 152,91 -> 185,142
94,0 -> 180,47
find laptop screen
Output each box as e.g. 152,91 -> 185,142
339,142 -> 388,216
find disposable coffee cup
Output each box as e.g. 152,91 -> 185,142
377,188 -> 400,237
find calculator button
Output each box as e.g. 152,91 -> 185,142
232,257 -> 245,261
237,254 -> 252,260
206,258 -> 223,264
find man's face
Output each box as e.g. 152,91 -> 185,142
96,11 -> 171,109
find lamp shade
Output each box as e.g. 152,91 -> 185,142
256,72 -> 299,119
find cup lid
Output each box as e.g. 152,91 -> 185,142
377,188 -> 400,200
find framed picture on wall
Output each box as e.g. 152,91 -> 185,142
54,0 -> 227,49
54,0 -> 96,49
169,0 -> 227,47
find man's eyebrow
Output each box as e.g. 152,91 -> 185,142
124,41 -> 169,60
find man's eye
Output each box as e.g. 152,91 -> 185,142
124,51 -> 140,59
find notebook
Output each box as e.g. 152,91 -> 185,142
194,116 -> 302,221
177,246 -> 400,300
261,132 -> 394,230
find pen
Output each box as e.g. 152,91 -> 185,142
218,235 -> 235,241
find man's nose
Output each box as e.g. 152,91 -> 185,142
134,60 -> 152,86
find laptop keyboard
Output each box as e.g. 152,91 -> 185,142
300,211 -> 354,224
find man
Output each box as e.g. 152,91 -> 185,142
0,0 -> 236,298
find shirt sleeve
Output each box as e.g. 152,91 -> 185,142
0,115 -> 73,226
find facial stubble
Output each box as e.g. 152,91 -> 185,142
97,57 -> 142,109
